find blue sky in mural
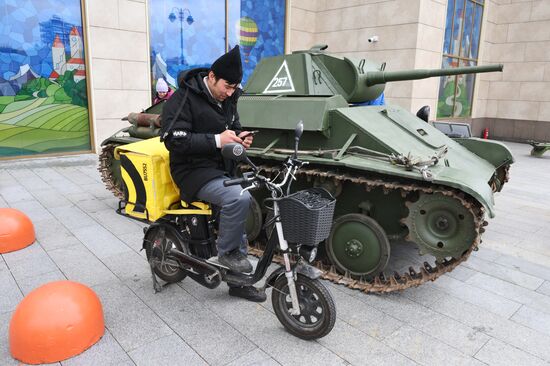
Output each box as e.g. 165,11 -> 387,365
228,0 -> 286,84
0,0 -> 83,82
149,0 -> 225,85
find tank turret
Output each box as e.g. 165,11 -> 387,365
244,44 -> 503,103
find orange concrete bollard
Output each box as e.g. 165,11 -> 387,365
9,281 -> 105,365
0,208 -> 35,253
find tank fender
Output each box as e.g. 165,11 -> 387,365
454,138 -> 515,168
264,262 -> 322,289
100,127 -> 132,146
141,221 -> 183,251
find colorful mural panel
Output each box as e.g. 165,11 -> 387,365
149,0 -> 226,93
149,0 -> 286,100
228,0 -> 286,84
0,0 -> 91,157
437,0 -> 483,118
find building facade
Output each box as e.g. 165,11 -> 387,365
1,0 -> 548,158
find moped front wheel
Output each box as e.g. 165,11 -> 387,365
271,274 -> 336,340
144,227 -> 187,283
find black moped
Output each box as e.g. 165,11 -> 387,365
143,122 -> 336,340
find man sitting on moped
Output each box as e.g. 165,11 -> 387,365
160,46 -> 266,302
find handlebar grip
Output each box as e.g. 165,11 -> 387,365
223,177 -> 247,187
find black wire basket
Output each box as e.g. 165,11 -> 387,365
277,187 -> 336,247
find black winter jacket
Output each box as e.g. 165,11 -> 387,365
161,68 -> 242,201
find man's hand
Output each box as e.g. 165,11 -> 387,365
238,131 -> 254,149
219,130 -> 243,147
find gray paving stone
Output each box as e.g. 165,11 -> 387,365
47,244 -> 118,287
0,195 -> 7,207
76,165 -> 103,183
9,199 -> 54,223
0,185 -> 34,204
12,173 -> 51,191
88,209 -> 144,236
49,205 -> 97,231
127,334 -> 207,366
445,265 -> 479,282
15,269 -> 67,296
55,166 -> 98,185
399,282 -> 447,307
411,311 -> 491,356
383,325 -> 484,365
510,305 -> 550,337
92,281 -> 173,352
536,281 -> 550,296
2,244 -> 59,280
101,250 -> 152,290
49,178 -> 85,195
0,269 -> 23,314
118,230 -> 147,253
430,294 -> 550,362
177,280 -> 346,366
462,256 -> 544,290
101,197 -> 120,210
328,284 -> 404,340
224,348 -> 279,366
474,338 -> 547,366
432,275 -> 522,318
69,197 -> 111,213
494,253 -> 550,282
71,224 -> 132,259
0,311 -> 19,366
31,188 -> 73,209
61,329 -> 132,366
158,298 -> 258,365
34,220 -> 82,252
466,272 -> 550,316
82,182 -> 117,199
32,167 -> 66,182
471,247 -> 504,262
319,320 -> 415,366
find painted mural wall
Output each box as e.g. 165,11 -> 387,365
0,0 -> 91,158
149,0 -> 286,101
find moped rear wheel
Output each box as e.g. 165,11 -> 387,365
271,274 -> 336,340
144,227 -> 187,283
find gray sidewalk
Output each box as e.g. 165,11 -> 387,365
1,141 -> 550,366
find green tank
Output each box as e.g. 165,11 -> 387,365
99,45 -> 513,293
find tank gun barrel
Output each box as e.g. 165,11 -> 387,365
365,64 -> 503,86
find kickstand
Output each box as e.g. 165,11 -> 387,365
148,259 -> 163,293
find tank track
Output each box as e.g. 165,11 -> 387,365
243,162 -> 486,294
98,143 -> 124,200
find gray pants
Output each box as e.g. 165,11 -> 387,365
195,176 -> 251,256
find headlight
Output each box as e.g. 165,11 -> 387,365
299,245 -> 317,263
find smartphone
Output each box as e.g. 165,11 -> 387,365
241,130 -> 259,138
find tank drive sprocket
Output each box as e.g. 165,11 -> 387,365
402,192 -> 477,260
98,143 -> 125,200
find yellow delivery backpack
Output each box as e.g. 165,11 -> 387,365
114,137 -> 211,222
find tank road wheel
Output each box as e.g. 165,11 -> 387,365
403,192 -> 476,260
245,196 -> 263,242
326,214 -> 390,277
98,143 -> 124,199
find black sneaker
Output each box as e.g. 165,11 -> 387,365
218,251 -> 253,273
228,285 -> 267,302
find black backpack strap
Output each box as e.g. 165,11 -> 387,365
160,87 -> 190,142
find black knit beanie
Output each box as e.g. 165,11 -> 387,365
211,45 -> 242,84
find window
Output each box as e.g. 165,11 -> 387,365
149,0 -> 287,100
437,0 -> 484,118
